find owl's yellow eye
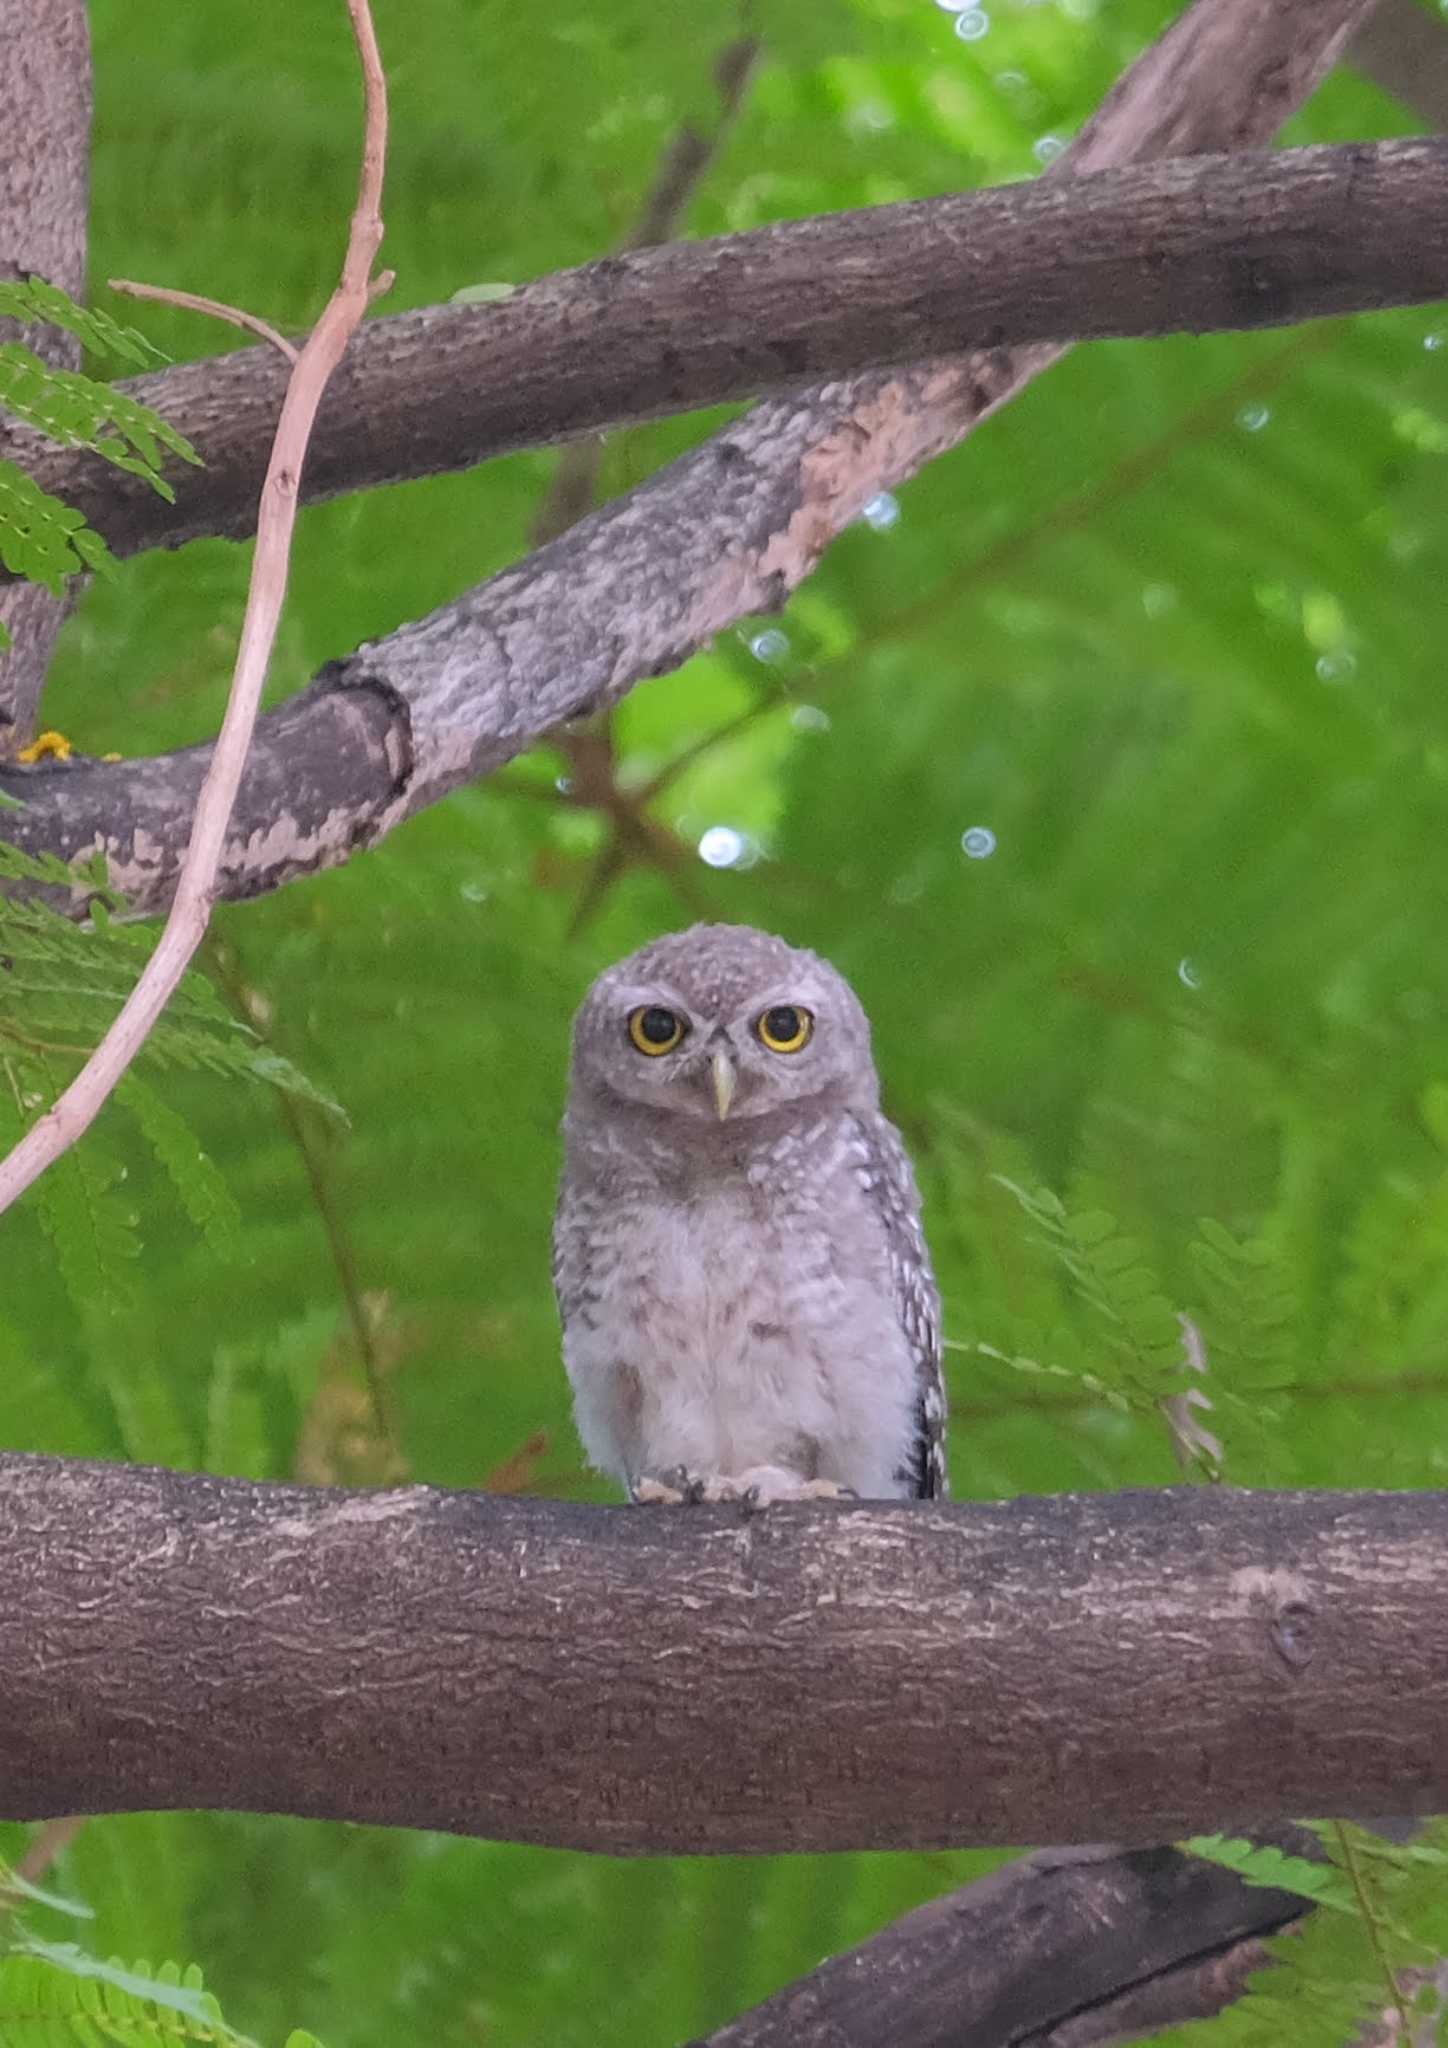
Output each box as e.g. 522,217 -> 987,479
628,1005 -> 686,1055
756,1004 -> 813,1054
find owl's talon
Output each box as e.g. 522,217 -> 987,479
632,1466 -> 711,1506
728,1467 -> 860,1507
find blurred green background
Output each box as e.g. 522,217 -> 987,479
3,0 -> 1447,2039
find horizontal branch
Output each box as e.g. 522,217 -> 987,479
0,0 -> 1375,911
4,1453 -> 1446,1853
4,132 -> 1445,570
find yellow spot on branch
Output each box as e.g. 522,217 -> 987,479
15,730 -> 73,764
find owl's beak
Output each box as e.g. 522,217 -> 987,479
710,1049 -> 737,1121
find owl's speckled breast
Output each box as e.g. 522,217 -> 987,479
561,1152 -> 921,1498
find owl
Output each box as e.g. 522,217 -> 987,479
552,924 -> 946,1504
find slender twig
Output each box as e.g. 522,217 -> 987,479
0,0 -> 389,1222
0,1813 -> 89,1918
108,278 -> 301,363
12,1816 -> 86,1892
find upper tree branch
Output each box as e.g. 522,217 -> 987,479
1351,0 -> 1448,133
5,1456 -> 1447,1851
0,0 -> 91,751
0,0 -> 1379,911
4,130 -> 1440,572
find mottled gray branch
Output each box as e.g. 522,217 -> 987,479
0,0 -> 90,752
1351,0 -> 1448,133
4,1455 -> 1448,1853
701,1840 -> 1305,2048
8,130 -> 1441,573
0,0 -> 1378,913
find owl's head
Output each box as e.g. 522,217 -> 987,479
568,923 -> 879,1128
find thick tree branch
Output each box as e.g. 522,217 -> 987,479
0,0 -> 90,752
699,1839 -> 1305,2048
5,130 -> 1442,573
4,1456 -> 1447,1853
0,0 -> 1377,912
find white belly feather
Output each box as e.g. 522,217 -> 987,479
563,1186 -> 919,1500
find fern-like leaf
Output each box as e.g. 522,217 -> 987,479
1188,1218 -> 1298,1391
117,1077 -> 242,1258
0,278 -> 169,368
993,1178 -> 1186,1404
31,1129 -> 140,1321
0,861 -> 342,1121
0,1942 -> 248,2046
0,458 -> 118,593
0,342 -> 199,496
1179,1834 -> 1356,1914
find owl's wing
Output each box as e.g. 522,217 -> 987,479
847,1110 -> 948,1500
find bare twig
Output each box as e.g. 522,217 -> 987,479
0,1814 -> 88,1917
12,1816 -> 86,1891
108,277 -> 300,362
0,0 -> 388,1219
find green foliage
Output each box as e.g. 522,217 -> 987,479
0,845 -> 334,1318
0,279 -> 168,370
0,344 -> 198,498
0,274 -> 198,621
1,0 -> 1445,2042
1179,1834 -> 1358,1915
0,459 -> 117,597
0,1948 -> 234,2045
993,1178 -> 1190,1406
0,1939 -> 324,2047
1159,1822 -> 1448,2046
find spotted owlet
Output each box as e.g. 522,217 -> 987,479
553,924 -> 946,1503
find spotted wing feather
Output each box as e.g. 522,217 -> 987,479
846,1110 -> 947,1499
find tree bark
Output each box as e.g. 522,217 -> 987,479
5,130 -> 1439,575
0,0 -> 91,753
699,1839 -> 1306,2048
1350,0 -> 1448,133
3,1454 -> 1446,1855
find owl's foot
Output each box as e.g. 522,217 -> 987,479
630,1465 -> 857,1509
632,1466 -> 712,1506
735,1466 -> 858,1507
